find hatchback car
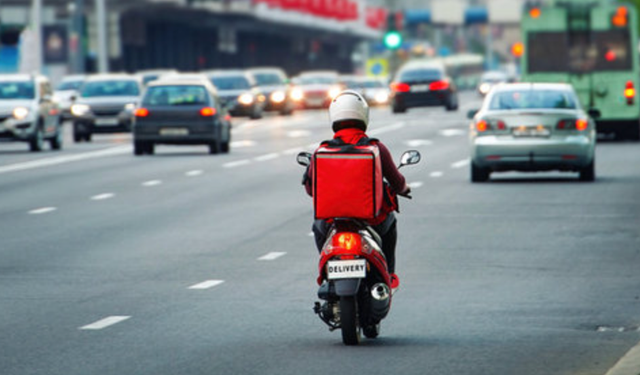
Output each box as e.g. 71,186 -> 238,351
0,74 -> 62,151
70,74 -> 142,142
246,67 -> 295,115
389,60 -> 458,113
339,75 -> 390,106
132,79 -> 231,155
468,83 -> 596,182
206,70 -> 265,119
292,71 -> 341,109
54,74 -> 85,120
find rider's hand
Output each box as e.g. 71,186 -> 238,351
398,185 -> 412,199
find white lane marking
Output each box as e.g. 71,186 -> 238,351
0,145 -> 131,175
188,280 -> 225,290
451,159 -> 470,169
369,121 -> 405,135
258,252 -> 287,261
142,180 -> 162,187
91,193 -> 115,201
28,207 -> 57,215
283,147 -> 305,155
79,316 -> 131,330
406,139 -> 433,147
230,140 -> 257,148
254,153 -> 279,162
223,160 -> 251,169
408,181 -> 424,189
430,171 -> 444,178
186,170 -> 203,177
440,129 -> 466,137
288,130 -> 312,138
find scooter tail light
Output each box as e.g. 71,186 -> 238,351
332,232 -> 362,252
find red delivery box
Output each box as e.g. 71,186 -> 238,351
313,144 -> 383,220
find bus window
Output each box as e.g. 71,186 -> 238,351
528,30 -> 631,73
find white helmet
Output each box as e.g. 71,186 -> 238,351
329,90 -> 369,132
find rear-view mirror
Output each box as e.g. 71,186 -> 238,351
399,150 -> 421,169
467,109 -> 479,119
297,152 -> 312,167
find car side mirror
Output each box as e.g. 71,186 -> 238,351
399,150 -> 421,169
467,109 -> 479,119
297,152 -> 312,167
588,108 -> 601,119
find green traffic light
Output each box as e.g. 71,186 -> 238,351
384,31 -> 402,49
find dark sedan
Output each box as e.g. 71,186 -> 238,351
132,80 -> 231,155
389,61 -> 458,113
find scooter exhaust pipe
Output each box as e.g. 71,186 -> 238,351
370,283 -> 391,320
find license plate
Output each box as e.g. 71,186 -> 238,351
95,118 -> 119,126
513,126 -> 550,137
327,259 -> 366,280
160,128 -> 189,136
410,84 -> 429,92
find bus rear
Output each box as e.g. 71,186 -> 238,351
520,0 -> 640,140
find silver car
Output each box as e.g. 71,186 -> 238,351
468,83 -> 596,182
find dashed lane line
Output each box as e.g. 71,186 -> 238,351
79,316 -> 131,330
185,170 -> 203,177
141,180 -> 162,187
223,160 -> 251,169
91,193 -> 115,201
430,171 -> 444,178
451,159 -> 471,169
28,207 -> 57,215
258,252 -> 287,261
254,153 -> 280,162
188,280 -> 225,290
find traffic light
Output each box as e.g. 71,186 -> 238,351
383,11 -> 403,50
384,31 -> 402,49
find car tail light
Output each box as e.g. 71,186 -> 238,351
200,107 -> 216,117
332,232 -> 361,251
624,81 -> 635,104
224,114 -> 232,121
496,120 -> 506,130
475,119 -> 506,133
391,82 -> 410,92
557,119 -> 588,131
429,80 -> 450,91
135,108 -> 149,117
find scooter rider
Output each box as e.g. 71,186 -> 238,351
302,90 -> 411,289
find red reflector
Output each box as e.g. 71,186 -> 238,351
200,107 -> 216,117
429,80 -> 450,91
562,155 -> 578,160
224,114 -> 232,121
135,108 -> 149,117
391,82 -> 410,92
486,155 -> 501,161
476,120 -> 488,132
497,120 -> 506,130
332,233 -> 361,251
605,50 -> 616,61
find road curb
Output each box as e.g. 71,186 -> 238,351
605,341 -> 640,375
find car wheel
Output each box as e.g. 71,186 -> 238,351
84,133 -> 92,142
134,141 -> 145,156
392,105 -> 406,114
221,141 -> 230,153
579,159 -> 595,182
29,125 -> 44,152
49,126 -> 63,150
146,143 -> 155,155
209,141 -> 219,154
471,162 -> 490,183
446,96 -> 459,111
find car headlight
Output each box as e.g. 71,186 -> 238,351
124,103 -> 136,112
12,107 -> 30,120
290,88 -> 304,101
374,92 -> 389,103
238,93 -> 254,105
270,91 -> 286,103
71,103 -> 91,116
479,83 -> 492,95
328,86 -> 341,99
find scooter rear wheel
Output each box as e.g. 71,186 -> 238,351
339,296 -> 360,345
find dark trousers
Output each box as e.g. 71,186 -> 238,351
312,213 -> 398,274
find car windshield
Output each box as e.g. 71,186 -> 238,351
298,76 -> 336,85
0,82 -> 35,99
210,76 -> 251,90
399,69 -> 443,82
57,80 -> 83,91
81,80 -> 140,97
253,73 -> 283,86
143,85 -> 209,106
489,89 -> 578,110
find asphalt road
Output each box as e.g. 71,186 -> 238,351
1,92 -> 639,375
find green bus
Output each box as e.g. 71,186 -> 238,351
520,0 -> 640,140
